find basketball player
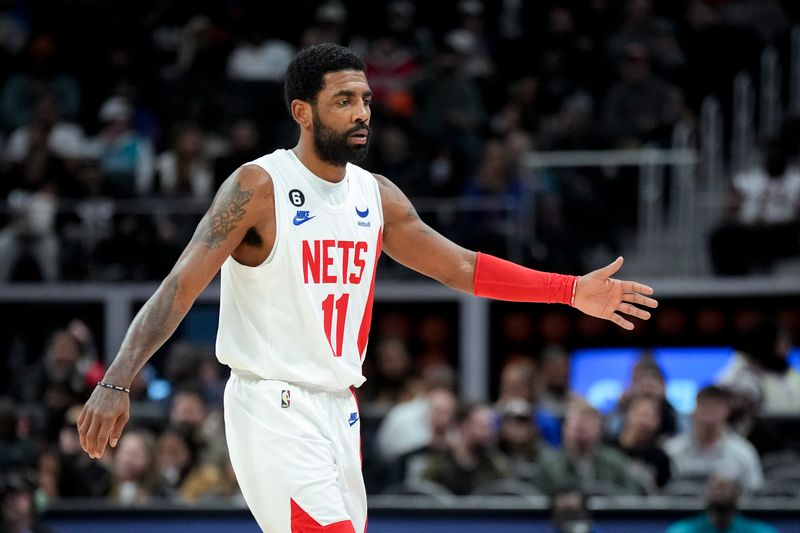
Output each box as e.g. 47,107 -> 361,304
77,43 -> 658,532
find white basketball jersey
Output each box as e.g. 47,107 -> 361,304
215,149 -> 383,391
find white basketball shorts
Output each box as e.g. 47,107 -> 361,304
224,372 -> 366,532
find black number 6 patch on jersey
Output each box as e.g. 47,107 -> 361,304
289,189 -> 305,207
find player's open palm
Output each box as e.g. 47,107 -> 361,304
77,387 -> 130,459
573,256 -> 658,330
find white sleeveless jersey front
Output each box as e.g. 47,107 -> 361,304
215,149 -> 383,391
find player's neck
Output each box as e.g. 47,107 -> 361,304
291,144 -> 346,184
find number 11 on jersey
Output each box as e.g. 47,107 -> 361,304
322,293 -> 349,357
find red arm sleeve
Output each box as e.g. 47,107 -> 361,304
472,252 -> 578,305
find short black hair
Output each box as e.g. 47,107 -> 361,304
455,402 -> 487,425
284,43 -> 365,112
696,385 -> 730,403
170,380 -> 207,407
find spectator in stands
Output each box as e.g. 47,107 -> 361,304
194,455 -> 245,507
156,425 -> 199,501
549,484 -> 603,533
383,1 -> 434,66
608,394 -> 671,490
537,399 -> 645,496
607,0 -> 685,76
4,94 -> 85,175
376,383 -> 457,464
460,138 -> 526,256
0,469 -> 52,533
300,1 -> 349,48
496,356 -> 537,408
490,75 -> 543,139
368,123 -> 428,198
213,120 -> 264,190
1,34 -> 80,132
168,383 -> 226,466
496,310 -> 537,358
415,315 -> 454,375
87,96 -> 154,197
359,337 -> 421,408
0,1 -> 27,63
497,398 -> 544,485
169,384 -> 208,432
156,424 -> 223,504
378,384 -> 458,491
163,341 -> 207,388
171,15 -> 230,81
35,448 -> 60,506
608,355 -> 678,439
665,474 -> 778,533
152,122 -> 214,269
0,124 -> 62,281
602,42 -> 682,148
421,403 -> 510,495
226,27 -> 294,83
722,387 -> 785,458
155,122 -> 213,199
531,345 -> 580,447
451,0 -> 495,83
718,318 -> 800,415
109,429 -> 160,505
195,355 -> 227,408
162,342 -> 224,406
710,138 -> 800,275
665,386 -> 764,493
0,399 -> 36,473
363,35 -> 419,120
412,39 -> 486,184
539,91 -> 603,151
13,329 -> 93,440
535,6 -> 591,117
536,345 -> 578,421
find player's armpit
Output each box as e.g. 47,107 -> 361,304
374,173 -> 476,292
178,164 -> 274,288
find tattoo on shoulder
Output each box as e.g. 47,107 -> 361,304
194,180 -> 255,249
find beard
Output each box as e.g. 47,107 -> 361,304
312,111 -> 370,166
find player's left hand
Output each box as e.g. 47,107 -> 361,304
573,256 -> 657,330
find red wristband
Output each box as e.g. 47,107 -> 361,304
472,252 -> 578,305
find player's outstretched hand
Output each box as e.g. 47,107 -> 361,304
573,256 -> 657,330
76,385 -> 130,459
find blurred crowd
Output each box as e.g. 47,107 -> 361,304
0,306 -> 798,530
0,0 -> 798,281
358,310 -> 800,500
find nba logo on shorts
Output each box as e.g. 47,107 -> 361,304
281,390 -> 291,408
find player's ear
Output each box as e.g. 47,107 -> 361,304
291,100 -> 312,129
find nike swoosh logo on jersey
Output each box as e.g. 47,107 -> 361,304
348,412 -> 359,426
293,210 -> 316,225
355,206 -> 369,218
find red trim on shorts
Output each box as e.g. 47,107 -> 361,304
290,499 -> 356,532
357,228 -> 382,358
